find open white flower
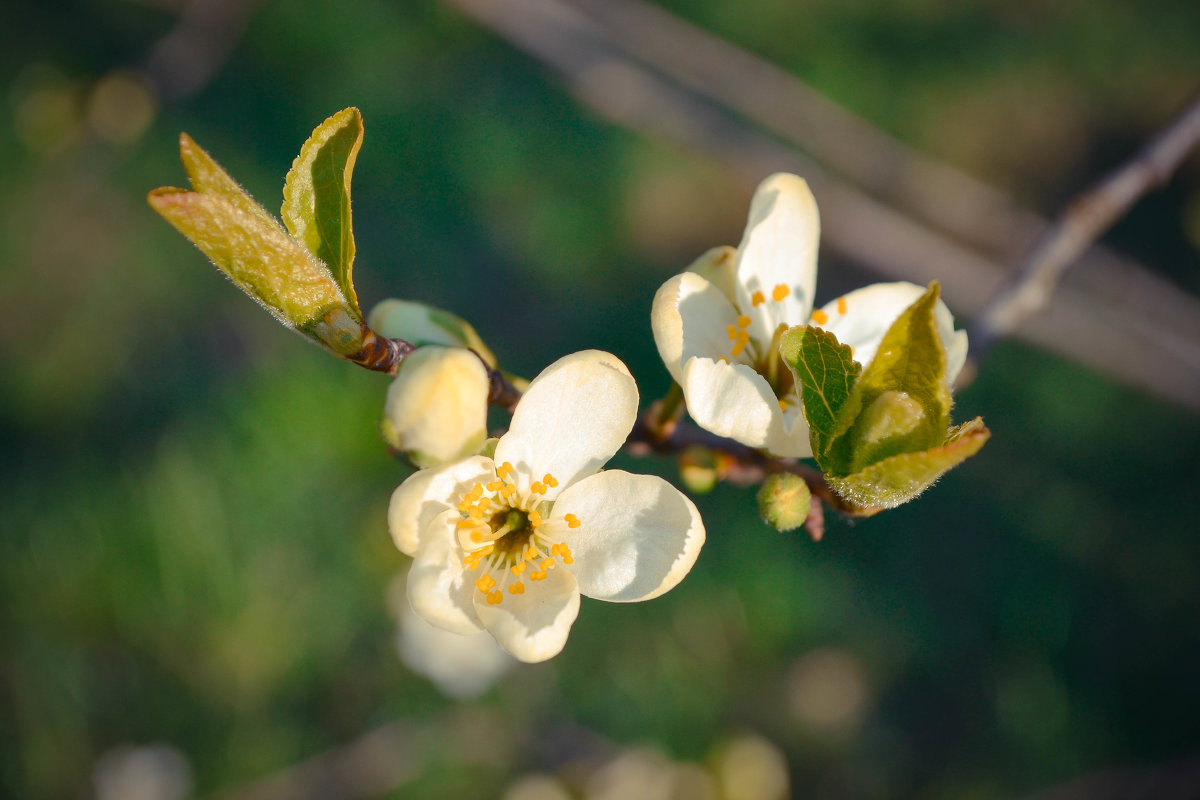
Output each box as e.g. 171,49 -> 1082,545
652,173 -> 968,457
382,345 -> 490,468
388,350 -> 705,663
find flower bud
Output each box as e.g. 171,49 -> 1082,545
368,299 -> 496,368
382,346 -> 489,468
756,473 -> 812,532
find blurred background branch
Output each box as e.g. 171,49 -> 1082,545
446,0 -> 1200,410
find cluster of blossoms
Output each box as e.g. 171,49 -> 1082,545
148,115 -> 981,672
382,174 -> 972,664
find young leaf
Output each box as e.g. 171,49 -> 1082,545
282,107 -> 364,321
826,417 -> 991,508
827,282 -> 951,474
179,133 -> 279,232
778,323 -> 861,464
147,188 -> 359,352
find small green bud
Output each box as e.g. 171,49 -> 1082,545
757,473 -> 812,532
678,445 -> 719,494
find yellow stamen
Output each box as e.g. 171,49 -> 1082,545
726,324 -> 739,340
564,513 -> 581,529
524,547 -> 539,562
530,570 -> 547,581
837,296 -> 847,315
751,290 -> 765,306
456,518 -> 477,529
512,561 -> 526,576
529,510 -> 543,528
737,314 -> 752,329
772,283 -> 790,302
531,481 -> 546,495
475,574 -> 496,593
497,462 -> 514,479
470,530 -> 485,543
543,473 -> 559,488
540,558 -> 555,572
811,308 -> 829,325
486,480 -> 502,491
500,484 -> 516,499
508,581 -> 525,595
551,543 -> 575,564
731,331 -> 750,358
487,589 -> 503,605
779,399 -> 787,411
717,356 -> 729,364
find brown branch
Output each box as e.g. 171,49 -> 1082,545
971,93 -> 1200,354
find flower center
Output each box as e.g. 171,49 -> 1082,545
455,462 -> 581,606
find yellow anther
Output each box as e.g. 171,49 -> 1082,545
529,510 -> 543,528
772,283 -> 790,302
524,547 -> 539,562
475,574 -> 496,593
564,513 -> 581,529
486,480 -> 502,491
464,554 -> 480,571
500,484 -> 516,498
540,558 -> 556,572
837,296 -> 847,315
511,561 -> 526,576
497,462 -> 514,479
487,589 -> 503,605
717,356 -> 729,364
469,530 -> 485,543
751,290 -> 765,306
468,505 -> 484,520
531,481 -> 546,495
508,581 -> 526,595
456,518 -> 476,529
543,473 -> 559,488
737,314 -> 752,329
478,544 -> 494,556
726,324 -> 739,340
559,544 -> 574,565
811,308 -> 829,325
530,570 -> 547,581
731,332 -> 750,358
779,399 -> 787,411
476,497 -> 491,511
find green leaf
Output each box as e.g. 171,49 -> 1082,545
828,282 -> 951,474
179,133 -> 279,232
147,188 -> 362,355
282,107 -> 364,321
827,417 -> 990,508
778,324 -> 861,464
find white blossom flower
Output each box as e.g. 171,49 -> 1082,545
382,345 -> 490,468
388,574 -> 515,699
652,173 -> 968,457
388,350 -> 705,663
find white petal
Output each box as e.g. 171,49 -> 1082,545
388,456 -> 495,556
391,575 -> 514,699
817,282 -> 969,385
474,564 -> 581,663
734,174 -> 820,342
762,400 -> 814,459
407,510 -> 484,635
553,470 -> 704,602
651,271 -> 742,384
494,350 -> 638,498
686,245 -> 739,304
680,357 -> 779,448
383,346 -> 489,468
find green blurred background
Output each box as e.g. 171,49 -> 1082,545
3,1 -> 1200,798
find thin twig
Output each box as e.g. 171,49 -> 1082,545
443,0 -> 1200,410
971,93 -> 1200,354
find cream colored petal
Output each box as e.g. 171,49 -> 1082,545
388,456 -> 495,556
494,351 -> 638,499
383,346 -> 489,468
762,401 -> 814,459
553,470 -> 704,602
651,271 -> 742,384
407,510 -> 484,635
686,245 -> 739,304
816,282 -> 969,385
474,564 -> 581,663
681,357 -> 780,448
733,173 -> 820,342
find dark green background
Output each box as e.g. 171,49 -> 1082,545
3,1 -> 1199,797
